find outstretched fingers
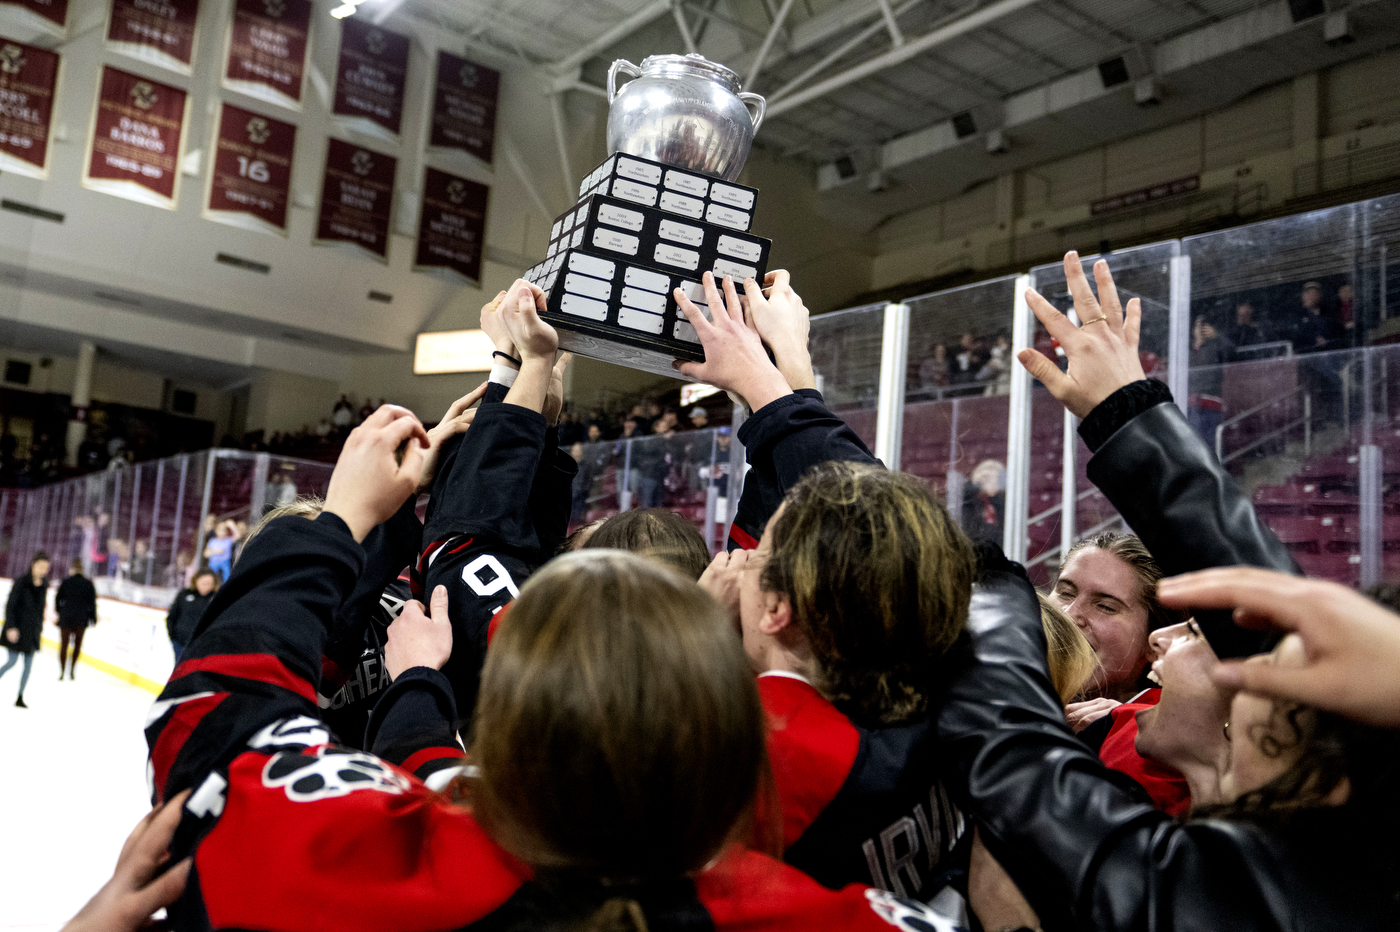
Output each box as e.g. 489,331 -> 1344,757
1016,347 -> 1070,396
1092,259 -> 1124,329
1025,287 -> 1081,347
1062,251 -> 1102,323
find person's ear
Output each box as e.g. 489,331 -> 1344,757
758,590 -> 792,636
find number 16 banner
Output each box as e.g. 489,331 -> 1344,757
204,101 -> 296,235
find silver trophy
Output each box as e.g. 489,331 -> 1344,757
607,54 -> 766,182
524,53 -> 771,378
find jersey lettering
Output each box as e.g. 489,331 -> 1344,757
462,554 -> 520,599
861,783 -> 966,898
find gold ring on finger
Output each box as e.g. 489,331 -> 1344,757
1081,315 -> 1109,326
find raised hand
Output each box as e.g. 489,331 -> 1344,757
745,270 -> 815,391
698,548 -> 750,629
542,352 -> 573,428
673,271 -> 792,412
62,790 -> 192,932
479,290 -> 514,358
324,405 -> 430,543
385,585 -> 453,680
1159,567 -> 1400,728
418,383 -> 488,492
500,279 -> 558,362
1017,251 -> 1147,419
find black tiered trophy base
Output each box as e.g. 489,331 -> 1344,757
524,151 -> 768,377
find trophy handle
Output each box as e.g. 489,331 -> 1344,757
738,92 -> 766,135
607,59 -> 643,104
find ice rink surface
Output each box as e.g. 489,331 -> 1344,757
0,653 -> 157,931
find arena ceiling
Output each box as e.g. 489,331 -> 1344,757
398,0 -> 1383,164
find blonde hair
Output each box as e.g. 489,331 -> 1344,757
239,497 -> 325,557
1038,592 -> 1096,704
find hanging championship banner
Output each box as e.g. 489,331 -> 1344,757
106,0 -> 199,74
83,66 -> 188,209
204,102 -> 295,236
414,167 -> 487,285
0,0 -> 68,35
223,0 -> 310,111
0,39 -> 59,179
429,51 -> 498,164
331,18 -> 408,140
315,137 -> 395,261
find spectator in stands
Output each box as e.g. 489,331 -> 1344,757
165,569 -> 217,664
585,423 -> 602,444
357,398 -> 375,424
688,406 -> 709,430
1293,281 -> 1340,354
332,395 -> 354,437
635,410 -> 679,508
128,539 -> 152,584
1188,316 -> 1233,447
55,558 -> 96,681
315,417 -> 333,441
568,442 -> 590,526
1,550 -> 49,708
713,427 -> 732,497
166,550 -> 194,590
952,332 -> 987,385
203,519 -> 239,584
1332,281 -> 1356,345
978,333 -> 1012,395
961,458 -> 1005,547
267,465 -> 297,512
918,344 -> 951,392
1227,301 -> 1268,353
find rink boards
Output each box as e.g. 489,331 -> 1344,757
0,578 -> 174,694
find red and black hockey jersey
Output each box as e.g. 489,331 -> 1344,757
758,673 -> 970,908
145,505 -> 959,932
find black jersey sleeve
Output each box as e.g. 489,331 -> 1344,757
729,389 -> 880,550
145,513 -> 363,845
365,665 -> 467,786
415,400 -> 548,729
324,494 -> 421,675
530,426 -> 579,559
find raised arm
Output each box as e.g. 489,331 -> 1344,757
1020,251 -> 1292,658
413,280 -> 562,727
672,270 -> 877,549
147,407 -> 427,817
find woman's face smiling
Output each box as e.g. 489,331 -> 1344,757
1051,547 -> 1152,700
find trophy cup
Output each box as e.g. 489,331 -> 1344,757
524,53 -> 770,378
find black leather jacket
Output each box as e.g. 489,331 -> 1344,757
937,567 -> 1395,932
1079,383 -> 1294,659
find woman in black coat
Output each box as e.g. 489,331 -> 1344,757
166,570 -> 218,664
2,550 -> 51,708
55,558 -> 97,680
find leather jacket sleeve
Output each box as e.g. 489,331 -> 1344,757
937,568 -> 1338,932
1084,393 -> 1294,659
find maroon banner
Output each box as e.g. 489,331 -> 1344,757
0,39 -> 59,179
414,167 -> 487,285
224,0 -> 310,110
84,66 -> 187,208
106,0 -> 199,73
429,51 -> 498,164
332,18 -> 407,137
205,103 -> 295,234
1,0 -> 68,31
316,137 -> 396,260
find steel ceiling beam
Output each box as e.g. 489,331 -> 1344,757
551,0 -> 673,73
766,0 -> 1043,117
672,1 -> 699,53
768,0 -> 929,104
748,0 -> 799,86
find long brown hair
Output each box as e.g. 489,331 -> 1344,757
760,462 -> 974,726
580,509 -> 711,580
469,551 -> 767,890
